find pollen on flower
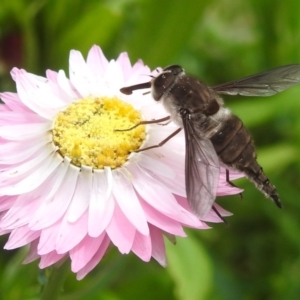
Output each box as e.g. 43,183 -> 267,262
52,97 -> 146,169
71,140 -> 82,157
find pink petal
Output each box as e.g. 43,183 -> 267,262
0,193 -> 41,230
0,91 -> 31,112
131,231 -> 152,262
4,225 -> 40,249
0,195 -> 17,212
23,239 -> 40,264
106,203 -> 136,254
149,225 -> 167,266
140,197 -> 186,236
76,234 -> 110,280
39,251 -> 65,269
46,69 -> 58,82
38,219 -> 61,254
217,185 -> 243,196
112,170 -> 149,235
56,210 -> 88,254
70,233 -> 105,272
0,111 -> 42,125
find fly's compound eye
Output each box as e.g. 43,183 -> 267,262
152,72 -> 176,100
151,65 -> 184,100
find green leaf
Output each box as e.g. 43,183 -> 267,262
43,2 -> 124,70
258,143 -> 298,172
126,0 -> 209,67
166,235 -> 213,300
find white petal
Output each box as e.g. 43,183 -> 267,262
87,45 -> 109,79
0,136 -> 52,164
15,71 -> 67,119
29,164 -> 79,229
116,52 -> 132,81
57,70 -> 81,100
130,165 -> 200,227
88,168 -> 114,237
104,60 -> 124,91
69,50 -> 91,97
0,149 -> 61,195
42,157 -> 72,201
0,122 -> 51,140
137,153 -> 175,179
67,166 -> 93,222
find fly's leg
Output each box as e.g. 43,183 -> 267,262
157,120 -> 171,126
114,116 -> 171,132
212,205 -> 228,225
114,116 -> 181,152
226,169 -> 243,199
136,127 -> 182,152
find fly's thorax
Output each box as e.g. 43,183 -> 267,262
170,76 -> 212,110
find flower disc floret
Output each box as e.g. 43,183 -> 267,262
52,97 -> 146,169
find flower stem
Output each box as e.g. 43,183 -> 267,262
40,259 -> 69,300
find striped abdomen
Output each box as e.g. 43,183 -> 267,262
210,114 -> 282,207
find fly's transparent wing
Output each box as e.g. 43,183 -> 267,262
182,115 -> 220,218
212,64 -> 300,96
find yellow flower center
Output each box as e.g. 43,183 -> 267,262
52,97 -> 146,169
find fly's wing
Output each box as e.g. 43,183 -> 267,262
212,64 -> 300,96
182,114 -> 220,218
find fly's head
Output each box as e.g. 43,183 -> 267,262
151,65 -> 184,101
119,64 -> 184,101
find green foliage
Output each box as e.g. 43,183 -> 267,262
167,236 -> 213,300
1,0 -> 300,299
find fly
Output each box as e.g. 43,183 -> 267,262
119,64 -> 300,218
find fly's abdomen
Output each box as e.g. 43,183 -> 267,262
210,115 -> 244,158
210,115 -> 282,208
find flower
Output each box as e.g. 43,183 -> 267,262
0,45 -> 242,280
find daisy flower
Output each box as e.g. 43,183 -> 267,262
0,45 -> 242,280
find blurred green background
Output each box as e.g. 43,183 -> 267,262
1,0 -> 300,299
